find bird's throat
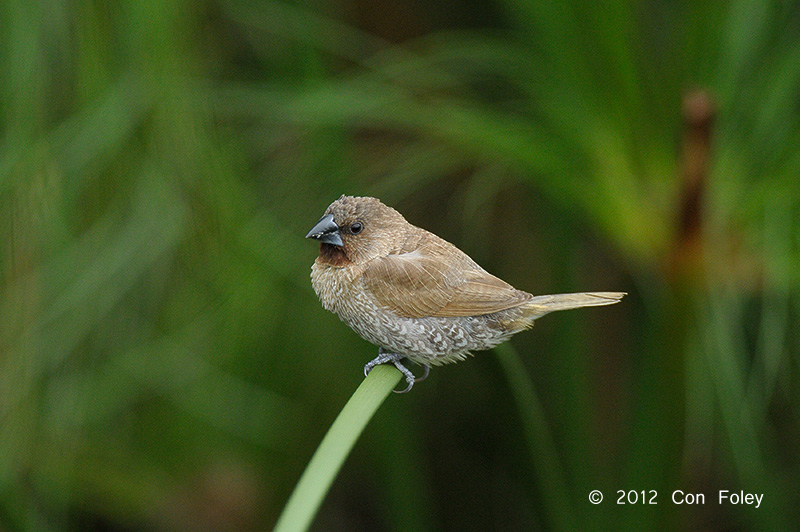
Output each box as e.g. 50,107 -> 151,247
319,243 -> 351,267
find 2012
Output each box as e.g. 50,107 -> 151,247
616,490 -> 658,504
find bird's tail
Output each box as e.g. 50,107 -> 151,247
522,292 -> 625,321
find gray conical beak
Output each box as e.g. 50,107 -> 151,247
305,213 -> 343,246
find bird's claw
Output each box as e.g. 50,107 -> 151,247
364,350 -> 430,393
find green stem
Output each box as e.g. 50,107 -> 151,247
273,364 -> 402,532
494,343 -> 578,532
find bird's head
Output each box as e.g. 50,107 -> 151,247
306,195 -> 406,266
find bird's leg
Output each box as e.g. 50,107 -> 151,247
364,348 -> 430,393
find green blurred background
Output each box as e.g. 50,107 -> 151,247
2,0 -> 799,530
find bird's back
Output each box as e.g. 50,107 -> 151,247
362,223 -> 536,319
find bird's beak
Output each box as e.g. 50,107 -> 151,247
305,213 -> 344,246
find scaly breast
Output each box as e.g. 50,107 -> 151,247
311,259 -> 393,343
311,259 -> 362,315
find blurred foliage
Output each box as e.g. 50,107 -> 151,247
1,0 -> 799,531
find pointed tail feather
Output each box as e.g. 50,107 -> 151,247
523,292 -> 625,320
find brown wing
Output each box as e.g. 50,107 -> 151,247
362,232 -> 531,318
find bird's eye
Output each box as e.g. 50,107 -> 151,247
350,221 -> 363,234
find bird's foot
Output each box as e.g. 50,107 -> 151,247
364,349 -> 430,393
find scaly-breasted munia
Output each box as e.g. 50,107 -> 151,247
307,195 -> 624,392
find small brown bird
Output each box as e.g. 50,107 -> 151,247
306,195 -> 624,392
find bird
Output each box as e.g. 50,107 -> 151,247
306,195 -> 625,392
